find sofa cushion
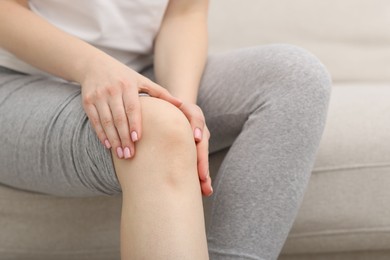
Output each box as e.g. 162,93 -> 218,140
208,0 -> 390,83
281,83 -> 390,255
0,185 -> 121,260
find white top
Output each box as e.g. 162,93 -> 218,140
0,0 -> 169,76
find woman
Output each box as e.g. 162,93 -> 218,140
0,0 -> 331,259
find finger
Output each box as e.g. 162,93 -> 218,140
179,103 -> 205,142
196,133 -> 209,182
141,80 -> 182,107
95,101 -> 122,158
84,104 -> 110,148
201,175 -> 213,197
184,106 -> 205,142
108,94 -> 133,159
123,87 -> 142,147
190,112 -> 205,143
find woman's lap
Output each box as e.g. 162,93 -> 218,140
0,42 -> 330,207
0,67 -> 120,196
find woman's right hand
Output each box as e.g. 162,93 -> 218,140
80,56 -> 182,159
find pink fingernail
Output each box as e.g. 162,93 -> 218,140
124,147 -> 131,159
194,128 -> 202,140
116,147 -> 124,159
104,139 -> 111,149
209,187 -> 214,196
131,131 -> 138,142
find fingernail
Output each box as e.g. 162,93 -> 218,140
209,186 -> 214,196
131,131 -> 138,142
174,98 -> 183,105
116,147 -> 124,159
104,139 -> 111,149
124,147 -> 131,159
194,128 -> 202,140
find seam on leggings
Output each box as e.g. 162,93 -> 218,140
209,248 -> 264,260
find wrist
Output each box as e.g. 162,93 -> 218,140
165,87 -> 199,104
73,49 -> 116,85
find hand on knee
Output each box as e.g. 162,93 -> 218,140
112,97 -> 200,194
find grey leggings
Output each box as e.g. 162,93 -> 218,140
0,44 -> 331,259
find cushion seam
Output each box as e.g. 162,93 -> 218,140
289,226 -> 390,239
313,163 -> 390,174
0,248 -> 119,255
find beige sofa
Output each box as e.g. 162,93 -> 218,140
1,0 -> 390,259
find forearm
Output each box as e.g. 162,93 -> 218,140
154,1 -> 208,104
0,0 -> 114,84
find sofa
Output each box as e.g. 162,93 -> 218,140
1,0 -> 390,259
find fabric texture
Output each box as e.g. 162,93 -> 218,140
0,44 -> 331,259
0,67 -> 121,196
197,45 -> 331,259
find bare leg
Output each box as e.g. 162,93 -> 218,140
112,97 -> 209,260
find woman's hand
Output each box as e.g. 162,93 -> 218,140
178,102 -> 213,196
81,57 -> 182,159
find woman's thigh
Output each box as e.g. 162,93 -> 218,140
197,44 -> 331,153
0,67 -> 120,196
142,44 -> 331,155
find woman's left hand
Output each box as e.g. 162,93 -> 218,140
178,102 -> 213,196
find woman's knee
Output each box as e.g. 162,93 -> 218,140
253,44 -> 332,104
209,44 -> 331,114
113,97 -> 198,191
139,97 -> 196,154
222,44 -> 331,118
